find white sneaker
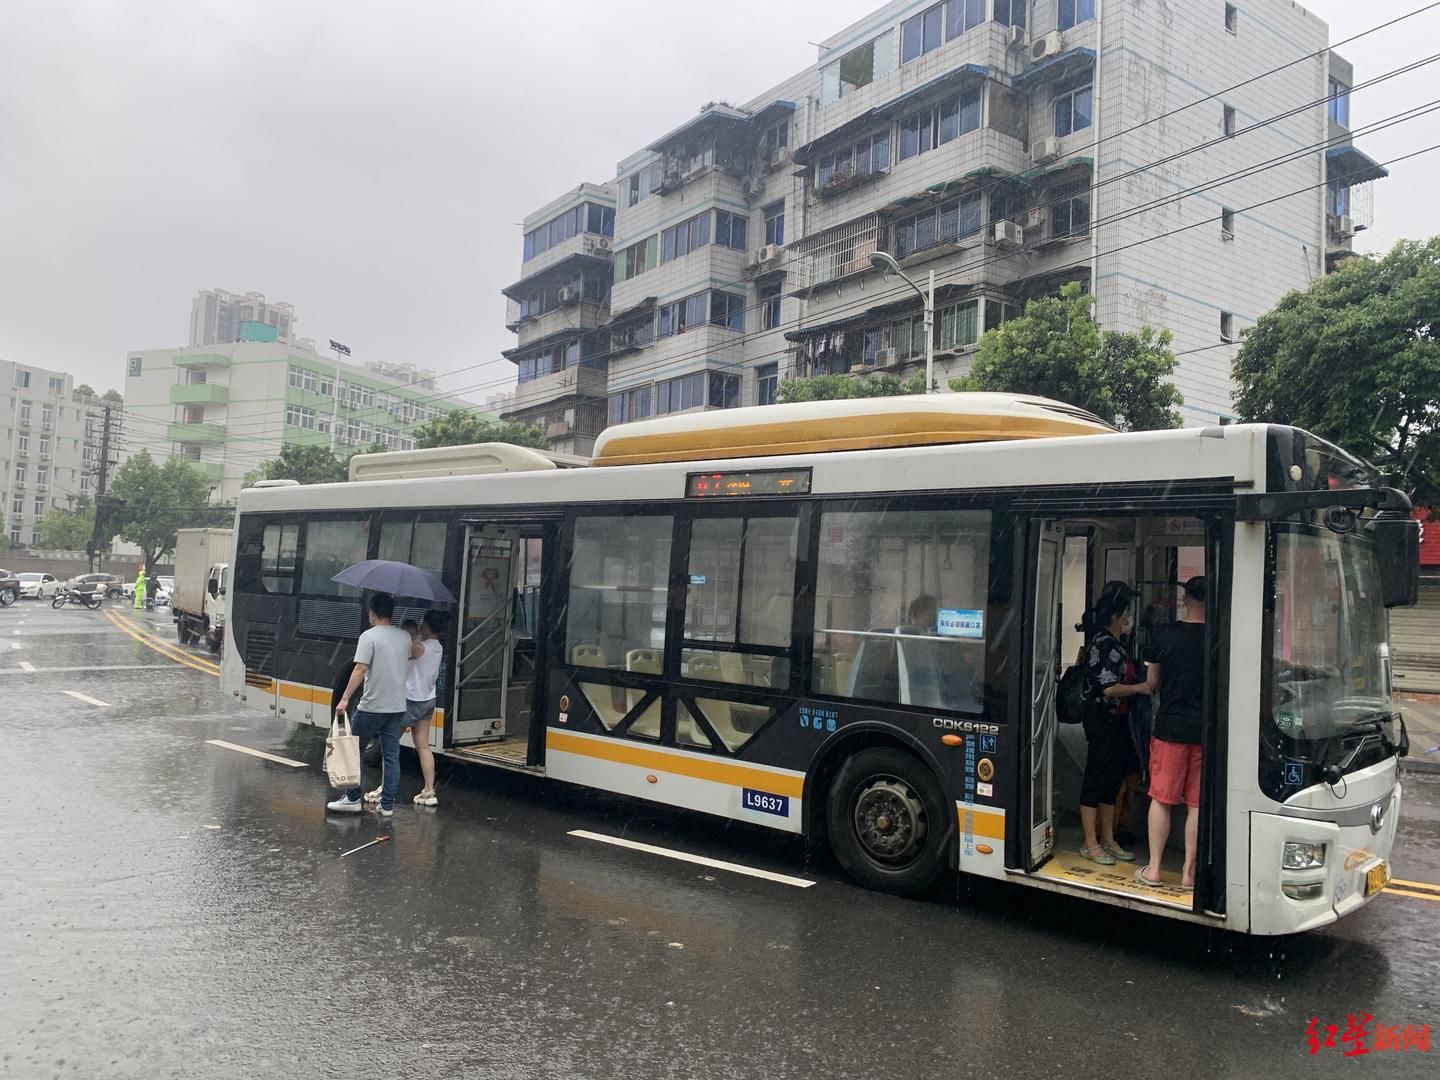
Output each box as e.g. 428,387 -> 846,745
362,786 -> 384,805
327,795 -> 362,814
413,790 -> 438,807
375,805 -> 394,818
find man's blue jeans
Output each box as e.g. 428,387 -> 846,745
344,709 -> 405,810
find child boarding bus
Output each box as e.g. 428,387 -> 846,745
223,394 -> 1419,935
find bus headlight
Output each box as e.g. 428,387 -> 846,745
1283,841 -> 1327,870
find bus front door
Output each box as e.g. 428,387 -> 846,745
1027,521 -> 1064,869
452,528 -> 518,744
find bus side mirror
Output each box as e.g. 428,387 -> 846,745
1368,511 -> 1419,608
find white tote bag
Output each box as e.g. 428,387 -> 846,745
324,713 -> 361,790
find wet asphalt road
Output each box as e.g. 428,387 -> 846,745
2,602 -> 1438,1080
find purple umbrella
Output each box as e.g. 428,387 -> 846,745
331,560 -> 456,604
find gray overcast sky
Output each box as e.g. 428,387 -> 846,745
2,0 -> 1437,403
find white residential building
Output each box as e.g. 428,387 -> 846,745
124,340 -> 485,504
504,0 -> 1385,445
0,361 -> 116,547
190,288 -> 298,347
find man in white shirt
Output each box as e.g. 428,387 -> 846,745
365,610 -> 447,808
328,592 -> 412,817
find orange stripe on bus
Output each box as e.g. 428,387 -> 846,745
957,807 -> 1006,841
546,730 -> 804,798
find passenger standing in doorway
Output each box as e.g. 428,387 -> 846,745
365,610 -> 446,808
327,592 -> 412,817
1136,576 -> 1207,890
1078,582 -> 1149,865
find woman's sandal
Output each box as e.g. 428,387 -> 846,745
1080,844 -> 1117,866
1134,868 -> 1165,887
1103,842 -> 1136,862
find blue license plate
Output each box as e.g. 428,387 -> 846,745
742,788 -> 790,817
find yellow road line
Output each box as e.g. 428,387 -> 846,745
103,610 -> 220,677
1388,877 -> 1440,892
1385,887 -> 1440,903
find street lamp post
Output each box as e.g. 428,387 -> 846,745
869,251 -> 935,394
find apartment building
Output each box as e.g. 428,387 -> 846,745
0,361 -> 115,547
504,0 -> 1386,445
124,337 -> 483,503
191,288 -> 298,347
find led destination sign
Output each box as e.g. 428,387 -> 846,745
686,469 -> 812,498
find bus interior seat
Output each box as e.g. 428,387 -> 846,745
681,654 -> 750,750
676,703 -> 709,748
625,649 -> 662,738
849,635 -> 901,701
571,645 -> 626,729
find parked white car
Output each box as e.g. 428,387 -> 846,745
18,573 -> 60,599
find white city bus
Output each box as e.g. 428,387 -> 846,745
223,394 -> 1419,934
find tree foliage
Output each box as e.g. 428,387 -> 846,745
243,444 -> 349,487
775,372 -> 926,403
413,410 -> 548,450
1233,238 -> 1440,509
950,283 -> 1183,431
101,389 -> 123,403
109,451 -> 227,574
35,503 -> 95,550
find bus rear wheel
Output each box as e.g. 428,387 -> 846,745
826,748 -> 951,897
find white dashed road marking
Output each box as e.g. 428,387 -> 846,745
63,690 -> 112,707
19,661 -> 34,672
205,740 -> 307,768
568,830 -> 815,888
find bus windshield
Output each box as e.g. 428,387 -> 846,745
1268,524 -> 1396,773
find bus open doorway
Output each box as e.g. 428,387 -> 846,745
440,521 -> 554,774
1018,512 -> 1225,917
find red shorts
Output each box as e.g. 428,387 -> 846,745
1148,738 -> 1202,808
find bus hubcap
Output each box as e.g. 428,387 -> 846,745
853,777 -> 926,863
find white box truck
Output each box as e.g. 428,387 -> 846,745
172,527 -> 232,653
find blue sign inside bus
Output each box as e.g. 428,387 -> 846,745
937,608 -> 984,639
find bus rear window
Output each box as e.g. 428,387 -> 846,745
813,506 -> 989,713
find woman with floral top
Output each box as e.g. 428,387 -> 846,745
1077,581 -> 1150,865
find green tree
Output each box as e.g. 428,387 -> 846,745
414,410 -> 548,450
1233,238 -> 1440,509
950,283 -> 1183,430
243,444 -> 349,488
75,383 -> 96,399
102,389 -> 123,404
109,451 -> 226,575
775,372 -> 926,403
35,503 -> 95,550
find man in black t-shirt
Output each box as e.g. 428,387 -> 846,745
1136,576 -> 1207,891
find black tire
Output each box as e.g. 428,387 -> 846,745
84,593 -> 103,609
52,594 -> 66,609
0,588 -> 15,607
825,747 -> 953,897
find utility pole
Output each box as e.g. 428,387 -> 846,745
86,402 -> 117,573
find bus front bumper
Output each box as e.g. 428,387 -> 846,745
1248,782 -> 1402,935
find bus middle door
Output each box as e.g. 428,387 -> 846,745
452,527 -> 518,744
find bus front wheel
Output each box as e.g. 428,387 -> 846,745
826,748 -> 951,897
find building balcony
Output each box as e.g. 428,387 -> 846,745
518,231 -> 614,281
182,460 -> 224,481
169,383 -> 230,406
510,299 -> 609,348
505,366 -> 608,416
172,353 -> 231,369
167,422 -> 226,444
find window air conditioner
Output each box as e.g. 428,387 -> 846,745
1031,136 -> 1062,164
994,221 -> 1024,247
1030,31 -> 1063,63
1009,26 -> 1026,47
758,244 -> 780,264
769,147 -> 790,169
1025,206 -> 1048,230
1337,214 -> 1354,237
558,287 -> 579,304
873,348 -> 897,367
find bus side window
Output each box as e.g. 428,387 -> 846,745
565,514 -> 673,671
812,504 -> 990,713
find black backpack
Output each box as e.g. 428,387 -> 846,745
1056,649 -> 1087,725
